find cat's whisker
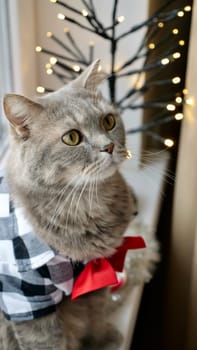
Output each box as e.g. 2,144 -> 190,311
141,148 -> 169,158
88,178 -> 93,210
126,155 -> 173,198
95,172 -> 99,205
73,176 -> 90,224
139,154 -> 175,184
49,174 -> 83,231
65,166 -> 97,229
47,189 -> 68,233
43,185 -> 66,212
43,169 -> 81,212
66,153 -> 93,227
89,176 -> 95,215
83,158 -> 104,175
58,160 -> 106,230
144,163 -> 175,183
126,147 -> 176,186
85,158 -> 108,177
64,177 -> 85,231
94,167 -> 101,208
88,179 -> 96,224
69,179 -> 87,227
46,185 -> 69,232
83,158 -> 108,218
144,164 -> 175,186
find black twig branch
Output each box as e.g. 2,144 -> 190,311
37,0 -> 190,147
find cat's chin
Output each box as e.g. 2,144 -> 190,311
101,163 -> 118,180
62,156 -> 123,185
86,157 -> 122,182
91,163 -> 119,183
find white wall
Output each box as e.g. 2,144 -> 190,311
0,0 -> 12,157
7,0 -> 38,97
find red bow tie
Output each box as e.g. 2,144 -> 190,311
71,236 -> 146,300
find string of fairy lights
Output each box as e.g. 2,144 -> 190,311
35,0 -> 192,148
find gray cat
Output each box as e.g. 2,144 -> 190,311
0,60 -> 134,350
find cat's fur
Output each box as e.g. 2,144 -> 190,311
1,60 -> 133,349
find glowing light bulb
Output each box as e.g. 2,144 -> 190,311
126,150 -> 132,160
46,68 -> 53,75
50,57 -> 57,65
172,76 -> 181,84
89,41 -> 95,46
175,113 -> 183,120
184,5 -> 192,12
35,46 -> 42,52
50,0 -> 57,3
81,9 -> 89,16
36,86 -> 45,94
148,43 -> 155,49
183,88 -> 188,95
186,96 -> 194,106
172,28 -> 179,35
166,104 -> 176,111
46,31 -> 53,38
175,96 -> 183,103
57,13 -> 65,20
164,139 -> 174,147
173,52 -> 181,59
98,65 -> 102,72
158,22 -> 164,28
117,16 -> 125,23
179,40 -> 185,46
45,63 -> 52,69
161,58 -> 170,65
73,65 -> 80,72
135,72 -> 145,89
177,10 -> 184,17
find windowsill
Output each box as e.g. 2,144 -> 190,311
110,151 -> 169,350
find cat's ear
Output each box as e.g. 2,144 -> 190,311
3,94 -> 43,139
71,59 -> 104,90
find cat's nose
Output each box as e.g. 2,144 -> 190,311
100,143 -> 114,154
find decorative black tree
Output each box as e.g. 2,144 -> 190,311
35,0 -> 192,148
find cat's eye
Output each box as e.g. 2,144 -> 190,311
103,114 -> 116,131
62,130 -> 82,146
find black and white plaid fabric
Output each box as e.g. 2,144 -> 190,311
0,174 -> 83,322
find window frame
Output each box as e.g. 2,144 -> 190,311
0,0 -> 37,160
0,0 -> 13,159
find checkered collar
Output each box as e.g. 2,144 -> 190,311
0,175 -> 56,272
0,175 -> 86,321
